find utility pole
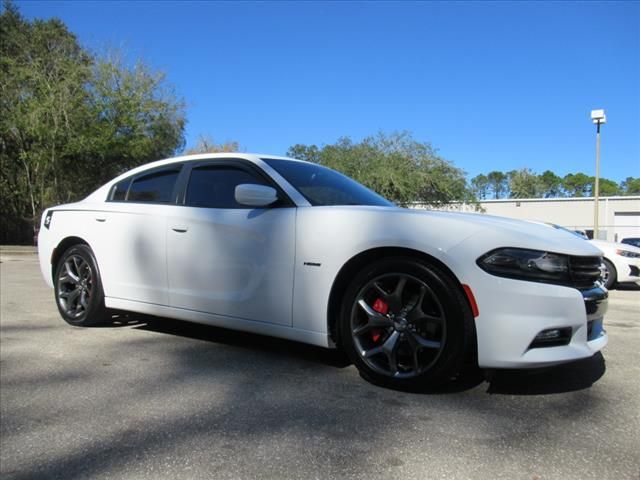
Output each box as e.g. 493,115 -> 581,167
590,109 -> 606,240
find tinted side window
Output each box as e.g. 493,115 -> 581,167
128,168 -> 181,203
185,166 -> 268,208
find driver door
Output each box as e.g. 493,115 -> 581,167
166,160 -> 296,326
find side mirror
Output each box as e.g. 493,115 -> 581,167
235,184 -> 278,207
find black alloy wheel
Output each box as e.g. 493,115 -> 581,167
55,244 -> 109,326
339,257 -> 475,390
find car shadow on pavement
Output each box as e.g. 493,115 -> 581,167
485,352 -> 606,395
615,283 -> 640,291
103,313 -> 607,396
124,314 -> 352,369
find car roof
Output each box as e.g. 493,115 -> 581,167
137,152 -> 295,168
115,153 -> 303,181
83,153 -> 309,204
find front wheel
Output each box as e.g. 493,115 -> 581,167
338,257 -> 475,390
600,258 -> 617,290
54,244 -> 110,326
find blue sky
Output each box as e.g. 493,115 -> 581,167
16,1 -> 640,182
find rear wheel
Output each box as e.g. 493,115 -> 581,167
54,244 -> 109,326
338,257 -> 475,390
601,258 -> 616,290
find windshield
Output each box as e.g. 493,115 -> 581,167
262,158 -> 394,207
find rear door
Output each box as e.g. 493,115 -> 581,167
166,160 -> 296,326
94,164 -> 183,305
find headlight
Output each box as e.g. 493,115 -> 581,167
616,249 -> 640,259
477,248 -> 570,283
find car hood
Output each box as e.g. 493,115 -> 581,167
420,210 -> 602,255
328,206 -> 604,257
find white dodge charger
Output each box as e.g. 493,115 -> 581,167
38,153 -> 608,389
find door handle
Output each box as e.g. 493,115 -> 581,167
171,226 -> 188,233
95,217 -> 106,222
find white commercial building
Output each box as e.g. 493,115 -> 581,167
424,196 -> 640,243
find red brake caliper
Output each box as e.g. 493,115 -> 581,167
371,298 -> 389,343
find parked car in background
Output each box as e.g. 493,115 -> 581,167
38,153 -> 608,390
589,240 -> 640,289
542,223 -> 640,290
621,237 -> 640,248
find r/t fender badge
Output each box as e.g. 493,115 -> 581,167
303,262 -> 321,267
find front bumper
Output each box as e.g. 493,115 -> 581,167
472,276 -> 608,369
617,257 -> 640,284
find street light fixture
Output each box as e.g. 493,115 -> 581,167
591,109 -> 606,240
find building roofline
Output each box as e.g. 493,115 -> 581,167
477,196 -> 640,203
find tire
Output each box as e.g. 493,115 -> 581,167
338,257 -> 475,391
601,258 -> 617,290
54,244 -> 110,326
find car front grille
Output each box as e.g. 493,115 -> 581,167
569,256 -> 602,288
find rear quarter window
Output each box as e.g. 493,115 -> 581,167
109,179 -> 131,201
108,165 -> 182,203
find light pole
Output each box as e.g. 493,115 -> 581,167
590,109 -> 606,240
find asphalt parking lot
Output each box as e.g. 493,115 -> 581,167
1,252 -> 639,480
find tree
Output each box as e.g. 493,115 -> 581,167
288,131 -> 476,207
562,173 -> 593,197
184,134 -> 240,154
486,171 -> 508,199
597,178 -> 621,197
620,177 -> 640,195
466,168 -> 633,199
286,144 -> 321,163
508,168 -> 541,198
538,170 -> 563,198
81,53 -> 185,182
0,2 -> 185,243
1,2 -> 93,242
470,174 -> 489,200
